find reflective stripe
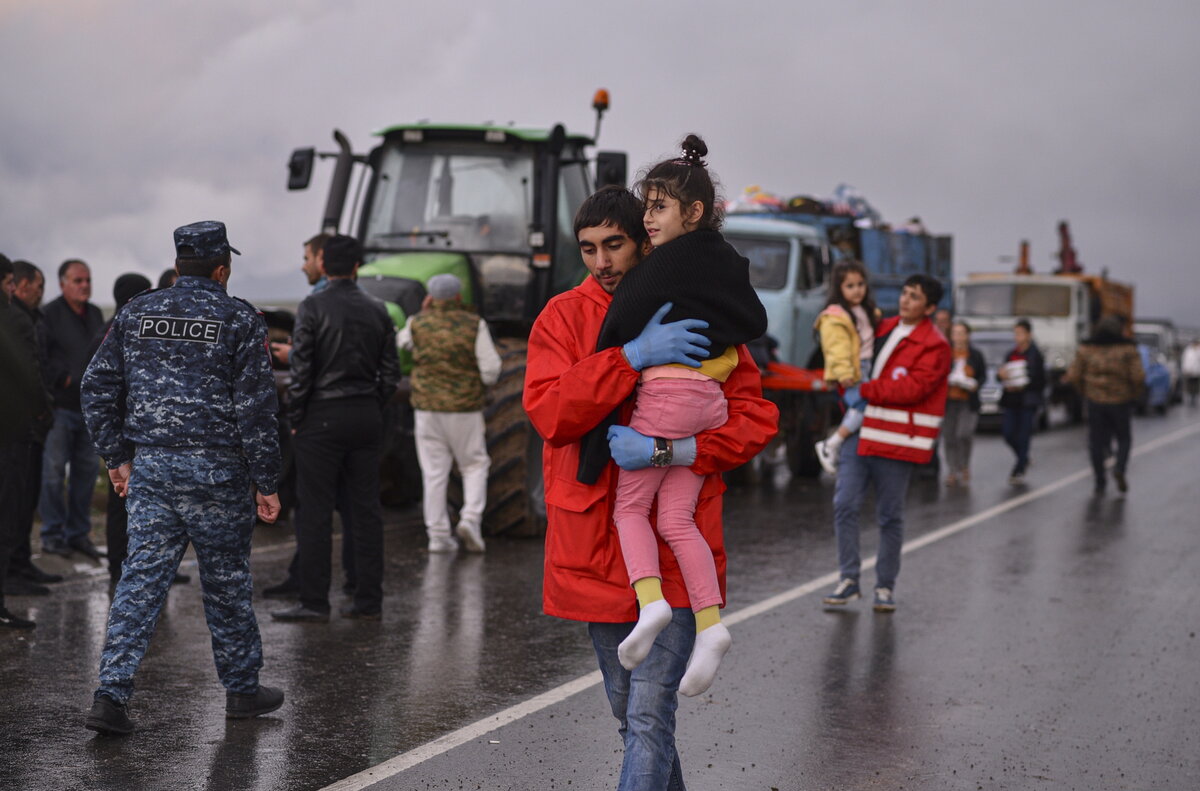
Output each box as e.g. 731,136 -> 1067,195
913,413 -> 942,429
860,426 -> 936,451
864,405 -> 943,429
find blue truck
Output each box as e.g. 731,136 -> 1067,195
725,206 -> 953,477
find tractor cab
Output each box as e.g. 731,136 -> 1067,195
289,117 -> 624,335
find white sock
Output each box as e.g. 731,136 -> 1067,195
679,623 -> 732,697
618,600 -> 673,671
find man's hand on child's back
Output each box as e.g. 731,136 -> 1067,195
622,302 -> 710,371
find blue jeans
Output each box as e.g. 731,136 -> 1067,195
590,608 -> 693,791
832,435 -> 913,590
39,409 -> 99,547
1001,405 -> 1037,473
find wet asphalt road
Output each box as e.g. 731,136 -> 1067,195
3,409 -> 1199,791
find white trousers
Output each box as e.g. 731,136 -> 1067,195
414,410 -> 490,537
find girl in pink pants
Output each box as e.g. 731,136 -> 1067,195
596,135 -> 767,698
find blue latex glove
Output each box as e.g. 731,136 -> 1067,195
622,302 -> 710,371
606,425 -> 654,471
843,384 -> 867,411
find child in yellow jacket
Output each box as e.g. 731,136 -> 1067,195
814,260 -> 879,474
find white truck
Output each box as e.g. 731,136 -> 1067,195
954,272 -> 1134,424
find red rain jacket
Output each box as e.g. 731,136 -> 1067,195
524,276 -> 779,623
858,316 -> 951,464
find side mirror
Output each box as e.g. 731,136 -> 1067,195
595,151 -> 627,189
288,147 -> 315,191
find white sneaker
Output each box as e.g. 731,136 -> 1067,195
427,534 -> 459,553
815,439 -> 840,475
455,522 -> 486,553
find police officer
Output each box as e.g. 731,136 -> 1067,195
80,221 -> 283,736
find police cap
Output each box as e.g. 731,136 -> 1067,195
174,221 -> 242,259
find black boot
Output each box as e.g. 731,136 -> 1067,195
0,607 -> 36,630
226,685 -> 285,719
3,578 -> 50,596
85,695 -> 135,736
18,563 -> 64,584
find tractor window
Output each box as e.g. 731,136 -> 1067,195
364,143 -> 533,253
725,235 -> 790,291
553,161 -> 592,295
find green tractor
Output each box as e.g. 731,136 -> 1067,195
286,91 -> 626,536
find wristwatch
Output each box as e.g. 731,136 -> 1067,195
651,437 -> 673,467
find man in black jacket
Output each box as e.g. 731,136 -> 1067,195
39,259 -> 106,559
6,260 -> 62,592
272,236 -> 400,622
1,254 -> 52,628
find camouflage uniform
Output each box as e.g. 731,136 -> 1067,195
399,294 -> 501,545
81,221 -> 279,705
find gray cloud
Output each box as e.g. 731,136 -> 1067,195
2,0 -> 1197,325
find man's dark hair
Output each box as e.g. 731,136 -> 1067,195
903,274 -> 943,308
322,235 -> 362,277
158,268 -> 178,288
175,252 -> 231,278
305,232 -> 332,254
0,253 -> 12,279
12,260 -> 42,285
573,185 -> 648,245
1015,318 -> 1032,332
58,258 -> 87,280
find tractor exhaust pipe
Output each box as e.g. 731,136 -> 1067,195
321,130 -> 354,235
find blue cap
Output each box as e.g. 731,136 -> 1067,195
173,221 -> 241,259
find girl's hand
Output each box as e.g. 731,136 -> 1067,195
839,377 -> 856,387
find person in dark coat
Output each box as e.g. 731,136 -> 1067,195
998,319 -> 1046,485
38,258 -> 106,559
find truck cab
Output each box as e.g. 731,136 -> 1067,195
723,215 -> 830,367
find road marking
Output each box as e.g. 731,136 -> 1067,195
317,418 -> 1198,790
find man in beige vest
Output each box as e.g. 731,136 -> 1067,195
399,274 -> 501,553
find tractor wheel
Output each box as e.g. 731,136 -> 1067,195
449,338 -> 546,537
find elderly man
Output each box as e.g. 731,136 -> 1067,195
39,259 -> 105,560
399,273 -> 501,553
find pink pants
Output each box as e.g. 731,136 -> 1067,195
614,378 -> 728,613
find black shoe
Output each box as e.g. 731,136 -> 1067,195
69,537 -> 107,561
4,577 -> 50,596
1113,471 -> 1128,494
19,564 -> 64,584
262,580 -> 300,598
85,695 -> 134,736
41,542 -> 71,558
0,607 -> 36,630
270,605 -> 329,623
172,572 -> 191,585
226,685 -> 284,719
340,605 -> 382,621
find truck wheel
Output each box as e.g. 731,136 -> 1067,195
379,401 -> 423,507
449,338 -> 546,537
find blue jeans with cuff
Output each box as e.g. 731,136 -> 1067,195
590,607 -> 694,791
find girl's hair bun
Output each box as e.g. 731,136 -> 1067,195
680,134 -> 708,166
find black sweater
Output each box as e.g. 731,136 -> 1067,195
577,229 -> 768,483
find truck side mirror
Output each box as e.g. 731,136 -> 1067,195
288,147 -> 315,191
595,151 -> 627,188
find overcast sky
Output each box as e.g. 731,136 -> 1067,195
2,0 -> 1197,325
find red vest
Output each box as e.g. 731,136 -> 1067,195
858,316 -> 951,464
